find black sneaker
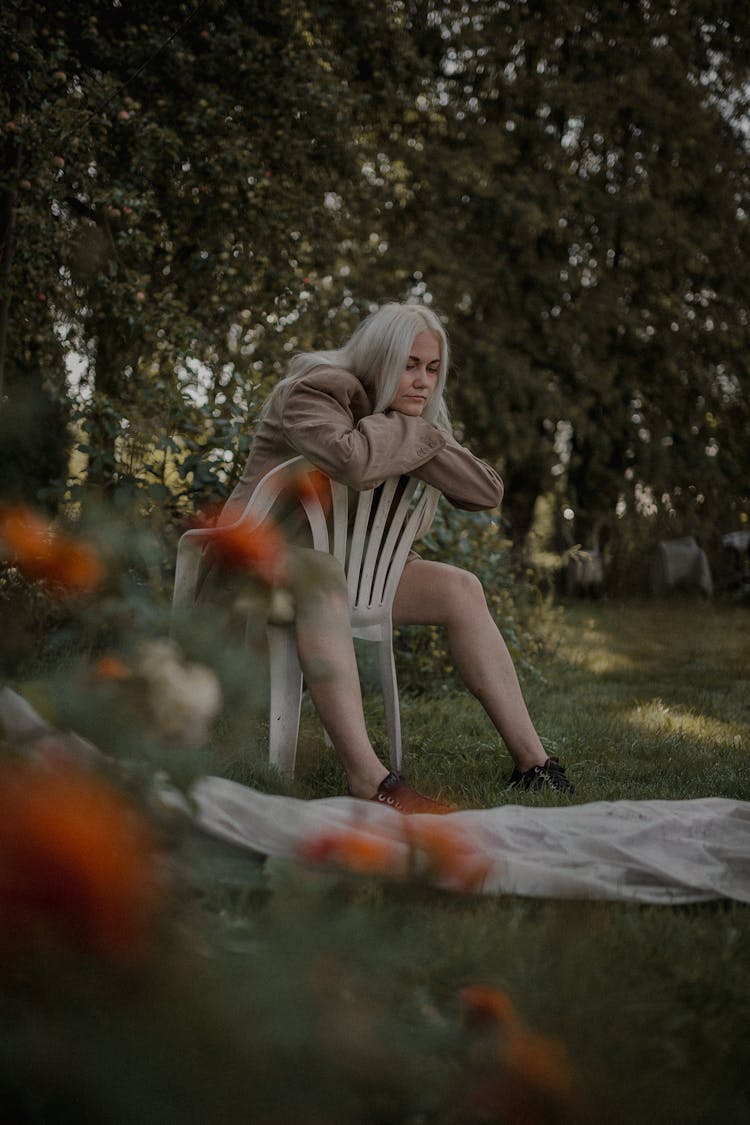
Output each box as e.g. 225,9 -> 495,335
371,772 -> 454,815
507,755 -> 575,796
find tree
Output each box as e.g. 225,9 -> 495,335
0,0 -> 435,516
362,0 -> 750,550
3,0 -> 748,574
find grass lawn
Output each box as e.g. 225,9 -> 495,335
203,599 -> 750,1124
402,598 -> 749,808
4,599 -> 747,1123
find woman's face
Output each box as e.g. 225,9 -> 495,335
388,331 -> 441,416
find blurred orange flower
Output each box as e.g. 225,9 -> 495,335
210,518 -> 288,585
468,1031 -> 581,1124
0,761 -> 165,966
503,1027 -> 580,1112
93,654 -> 132,682
299,827 -> 404,877
0,505 -> 103,594
460,984 -> 583,1123
0,505 -> 51,562
300,819 -> 491,891
459,985 -> 520,1032
408,820 -> 492,892
48,539 -> 103,592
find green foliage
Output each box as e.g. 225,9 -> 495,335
1,505 -> 749,1125
3,7 -> 750,1117
0,498 -> 574,1123
359,1 -> 750,548
0,0 -> 442,516
2,0 -> 749,577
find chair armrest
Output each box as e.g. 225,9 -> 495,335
172,532 -> 215,613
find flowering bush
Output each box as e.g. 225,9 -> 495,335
0,757 -> 166,967
0,504 -> 103,595
0,495 -> 584,1124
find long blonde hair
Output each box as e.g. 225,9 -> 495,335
284,302 -> 452,432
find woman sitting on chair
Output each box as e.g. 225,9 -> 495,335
219,301 -> 574,811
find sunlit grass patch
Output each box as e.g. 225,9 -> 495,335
625,697 -> 747,751
560,642 -> 642,676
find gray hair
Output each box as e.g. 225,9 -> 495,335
286,302 -> 452,432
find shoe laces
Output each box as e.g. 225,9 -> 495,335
510,756 -> 574,795
373,773 -> 453,814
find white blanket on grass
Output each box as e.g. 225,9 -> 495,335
190,777 -> 750,905
1,689 -> 746,906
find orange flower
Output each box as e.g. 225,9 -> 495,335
47,539 -> 103,592
300,820 -> 490,890
408,820 -> 492,892
0,761 -> 164,966
460,985 -> 583,1123
468,1031 -> 581,1124
292,466 -> 332,516
0,505 -> 103,594
503,1028 -> 580,1110
0,505 -> 53,564
93,654 -> 132,681
459,985 -> 520,1032
211,518 -> 288,585
299,827 -> 404,877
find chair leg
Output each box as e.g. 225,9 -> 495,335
267,624 -> 303,776
377,633 -> 402,774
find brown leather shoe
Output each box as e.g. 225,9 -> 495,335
371,772 -> 454,815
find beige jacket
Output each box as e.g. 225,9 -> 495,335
221,365 -> 503,524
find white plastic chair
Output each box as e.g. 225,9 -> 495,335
172,456 -> 440,776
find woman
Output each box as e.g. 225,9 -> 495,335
221,302 -> 574,811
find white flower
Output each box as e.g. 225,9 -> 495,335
136,639 -> 222,747
267,587 -> 296,625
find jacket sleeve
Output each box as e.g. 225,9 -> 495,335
279,372 -> 449,490
280,369 -> 503,510
409,435 -> 504,511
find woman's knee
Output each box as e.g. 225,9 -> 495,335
448,565 -> 486,606
394,559 -> 487,627
437,567 -> 488,628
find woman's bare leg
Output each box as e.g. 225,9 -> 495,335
290,549 -> 389,797
392,558 -> 548,772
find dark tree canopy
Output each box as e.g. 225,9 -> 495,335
1,0 -> 748,574
364,0 -> 750,548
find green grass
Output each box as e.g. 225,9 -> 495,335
8,600 -> 744,1122
201,600 -> 750,1124
229,598 -> 749,807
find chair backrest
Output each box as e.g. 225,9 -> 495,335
233,456 -> 440,623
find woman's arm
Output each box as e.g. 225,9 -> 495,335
280,367 -> 503,511
409,435 -> 504,511
279,370 -> 450,490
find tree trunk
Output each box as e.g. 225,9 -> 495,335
0,138 -> 21,402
